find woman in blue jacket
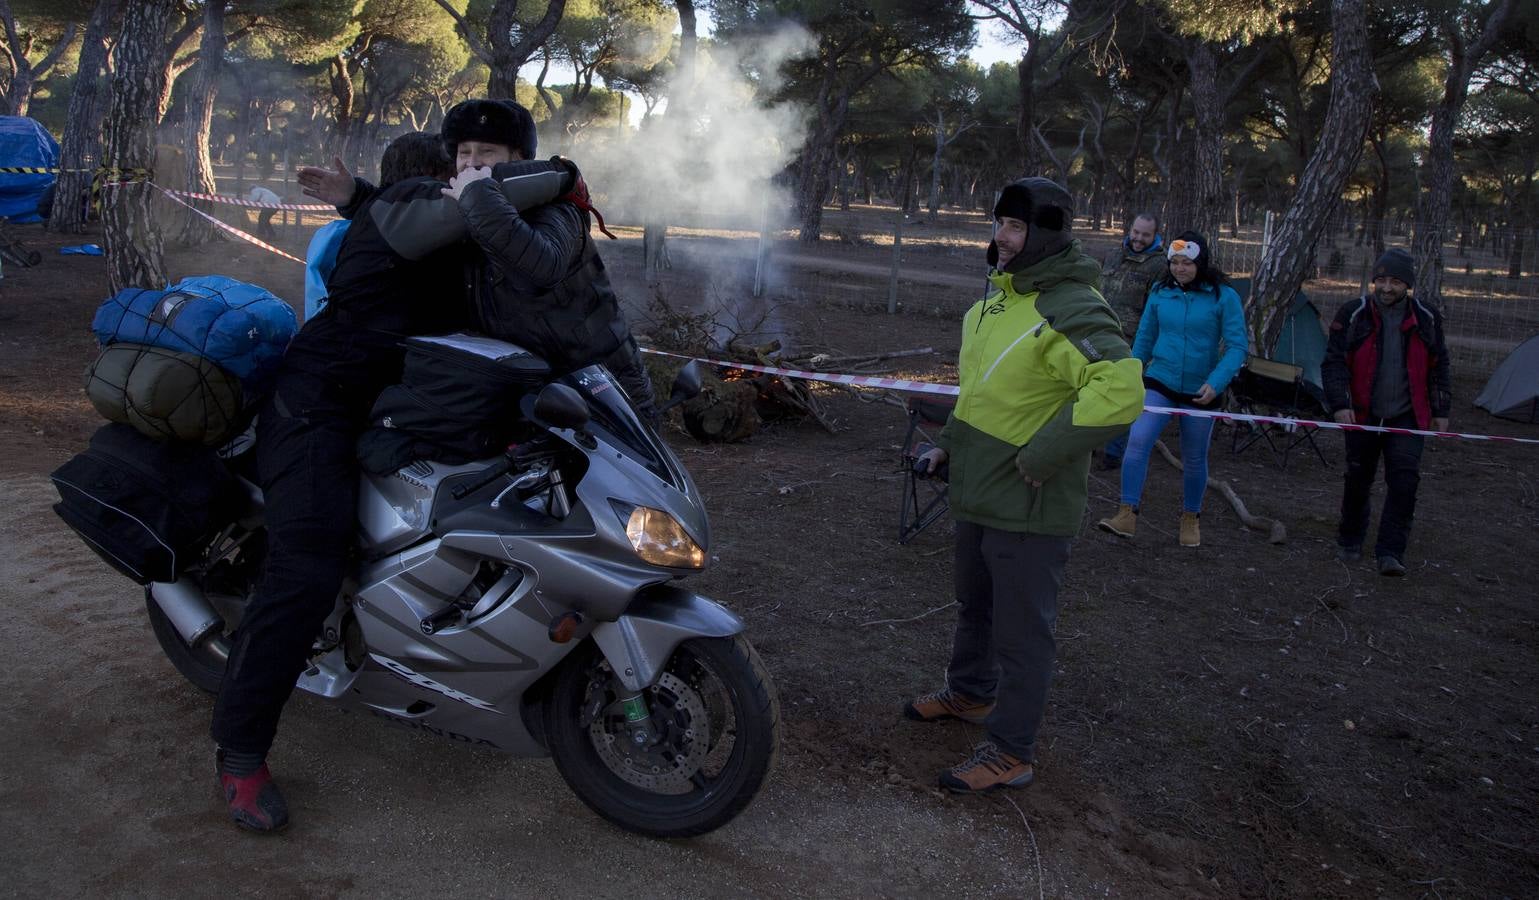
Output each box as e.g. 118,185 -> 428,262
1097,231 -> 1248,547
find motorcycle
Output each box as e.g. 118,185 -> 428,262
138,335 -> 779,838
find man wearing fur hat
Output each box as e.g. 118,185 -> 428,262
904,177 -> 1144,792
1322,247 -> 1451,577
300,98 -> 656,419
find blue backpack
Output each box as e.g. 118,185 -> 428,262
304,218 -> 349,321
92,275 -> 298,393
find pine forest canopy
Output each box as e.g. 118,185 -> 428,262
1,0 -> 1532,337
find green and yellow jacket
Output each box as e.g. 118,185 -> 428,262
938,242 -> 1144,535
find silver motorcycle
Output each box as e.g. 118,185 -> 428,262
143,336 -> 779,838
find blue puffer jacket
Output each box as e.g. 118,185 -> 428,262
1131,278 -> 1249,395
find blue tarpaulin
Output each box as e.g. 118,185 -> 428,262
0,116 -> 59,223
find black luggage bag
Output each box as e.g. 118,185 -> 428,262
50,423 -> 242,584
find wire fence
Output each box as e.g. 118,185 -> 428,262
185,170 -> 1536,382
596,200 -> 1539,381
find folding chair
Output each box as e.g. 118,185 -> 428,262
898,394 -> 956,544
1228,355 -> 1331,469
0,217 -> 41,269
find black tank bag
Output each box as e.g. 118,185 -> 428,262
50,424 -> 241,584
361,334 -> 552,470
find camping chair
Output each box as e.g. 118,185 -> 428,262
1228,355 -> 1332,469
0,217 -> 41,269
898,394 -> 956,544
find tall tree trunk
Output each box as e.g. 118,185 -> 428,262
175,0 -> 225,245
1368,130 -> 1390,254
150,12 -> 200,128
1249,0 -> 1376,351
0,7 -> 80,118
485,0 -> 566,96
1178,41 -> 1225,239
642,0 -> 695,279
1015,49 -> 1041,174
1411,0 -> 1515,304
928,111 -> 945,217
49,0 -> 119,233
796,79 -> 855,243
328,53 -> 355,156
103,0 -> 174,294
796,134 -> 835,241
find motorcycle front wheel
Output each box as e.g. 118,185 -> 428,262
546,635 -> 780,838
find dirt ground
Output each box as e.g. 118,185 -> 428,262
2,217 -> 1538,899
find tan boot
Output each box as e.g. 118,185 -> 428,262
1180,512 -> 1201,547
1097,504 -> 1137,538
903,687 -> 995,724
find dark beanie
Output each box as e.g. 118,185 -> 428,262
993,185 -> 1033,223
442,99 -> 537,160
1372,247 -> 1416,288
988,177 -> 1075,272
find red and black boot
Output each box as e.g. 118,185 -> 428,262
216,748 -> 290,833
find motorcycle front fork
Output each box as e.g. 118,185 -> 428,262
619,690 -> 661,749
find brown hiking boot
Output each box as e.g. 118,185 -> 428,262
903,687 -> 995,725
1098,504 -> 1137,538
939,741 -> 1034,793
1180,512 -> 1201,547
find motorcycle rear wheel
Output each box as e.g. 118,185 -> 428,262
145,587 -> 228,694
546,635 -> 780,838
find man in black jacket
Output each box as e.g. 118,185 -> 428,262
302,99 -> 657,420
1321,247 -> 1451,577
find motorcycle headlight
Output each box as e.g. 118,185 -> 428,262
611,502 -> 706,569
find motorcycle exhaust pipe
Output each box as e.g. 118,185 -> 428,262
150,579 -> 229,664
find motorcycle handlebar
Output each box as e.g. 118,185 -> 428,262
449,453 -> 517,500
448,443 -> 560,500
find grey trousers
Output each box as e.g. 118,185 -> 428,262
946,520 -> 1072,762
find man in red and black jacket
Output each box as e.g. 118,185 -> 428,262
1321,247 -> 1451,577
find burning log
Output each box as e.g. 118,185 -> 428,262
681,367 -> 762,443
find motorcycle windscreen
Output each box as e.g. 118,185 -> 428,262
563,366 -> 673,485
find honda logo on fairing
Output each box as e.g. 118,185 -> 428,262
370,653 -> 502,712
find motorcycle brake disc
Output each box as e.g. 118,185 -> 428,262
590,671 -> 712,795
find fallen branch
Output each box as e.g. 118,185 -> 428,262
860,600 -> 958,627
800,346 -> 934,367
1154,440 -> 1287,543
753,347 -> 840,434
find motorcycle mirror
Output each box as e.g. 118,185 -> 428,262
661,361 -> 704,412
533,383 -> 591,431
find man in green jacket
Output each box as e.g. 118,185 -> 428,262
905,177 -> 1144,792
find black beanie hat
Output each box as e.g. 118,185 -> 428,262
1372,247 -> 1416,288
988,177 -> 1075,271
992,177 -> 1072,231
442,99 -> 537,160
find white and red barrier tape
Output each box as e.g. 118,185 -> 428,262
642,349 -> 1539,445
1139,405 -> 1537,445
128,199 -> 1537,447
643,348 -> 963,397
156,186 -> 307,265
161,187 -> 336,212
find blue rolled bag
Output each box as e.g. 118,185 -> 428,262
85,275 -> 297,446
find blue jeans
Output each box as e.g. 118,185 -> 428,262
1120,388 -> 1216,513
1103,432 -> 1128,461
